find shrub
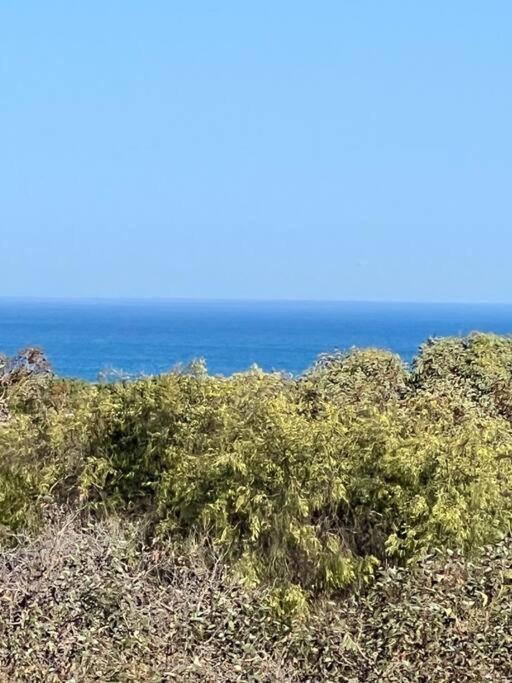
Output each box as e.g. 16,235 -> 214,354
413,333 -> 512,419
1,337 -> 512,599
299,347 -> 409,411
0,514 -> 510,682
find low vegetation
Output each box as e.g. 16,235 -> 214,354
1,335 -> 512,680
1,513 -> 510,682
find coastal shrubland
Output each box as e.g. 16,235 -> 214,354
1,335 -> 512,680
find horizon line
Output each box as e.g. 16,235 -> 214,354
2,296 -> 512,307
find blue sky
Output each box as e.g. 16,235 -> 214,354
1,2 -> 511,302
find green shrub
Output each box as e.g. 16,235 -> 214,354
413,333 -> 512,418
1,337 -> 512,599
299,347 -> 409,411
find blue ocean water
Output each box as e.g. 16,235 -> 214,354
1,299 -> 512,381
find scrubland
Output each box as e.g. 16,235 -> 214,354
1,335 -> 511,681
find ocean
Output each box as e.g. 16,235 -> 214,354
1,299 -> 512,381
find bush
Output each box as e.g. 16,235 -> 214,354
412,333 -> 512,419
0,514 -> 510,682
1,337 -> 512,601
299,347 -> 409,411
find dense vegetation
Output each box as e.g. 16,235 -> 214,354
1,335 -> 512,680
1,515 -> 510,682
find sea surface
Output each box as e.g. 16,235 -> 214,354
1,299 -> 512,381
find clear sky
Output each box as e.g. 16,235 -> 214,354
1,2 -> 511,302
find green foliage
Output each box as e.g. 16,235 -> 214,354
299,347 -> 409,410
1,335 -> 512,600
413,332 -> 512,418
